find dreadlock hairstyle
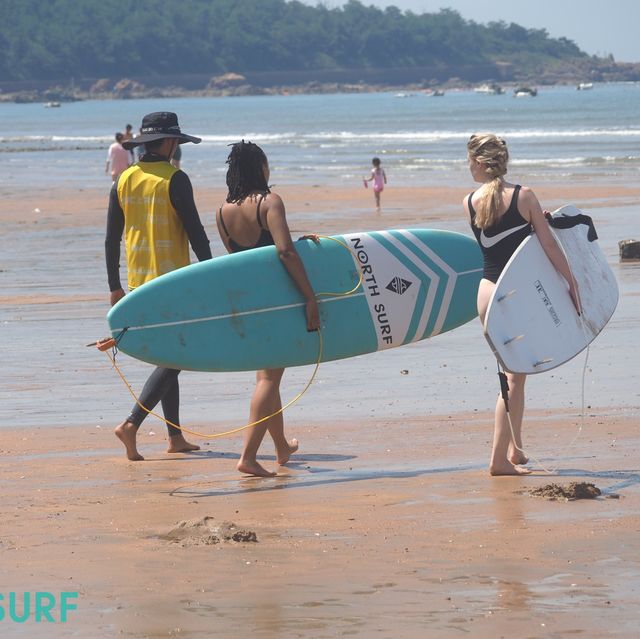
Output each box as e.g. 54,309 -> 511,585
467,133 -> 509,229
225,140 -> 270,204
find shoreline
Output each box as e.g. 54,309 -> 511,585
3,181 -> 640,227
2,74 -> 639,105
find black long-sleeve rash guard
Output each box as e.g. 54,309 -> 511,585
105,155 -> 212,291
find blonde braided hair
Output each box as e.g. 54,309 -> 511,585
467,133 -> 509,229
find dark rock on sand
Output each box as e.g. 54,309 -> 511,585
528,482 -> 602,501
619,239 -> 640,261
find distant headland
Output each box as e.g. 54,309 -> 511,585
1,0 -> 638,103
2,60 -> 639,104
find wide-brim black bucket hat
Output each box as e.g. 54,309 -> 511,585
122,111 -> 201,150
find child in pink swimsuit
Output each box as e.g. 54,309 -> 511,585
364,157 -> 387,212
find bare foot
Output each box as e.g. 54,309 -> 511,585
277,438 -> 299,465
509,451 -> 529,466
489,461 -> 531,476
167,435 -> 201,454
237,459 -> 277,477
114,421 -> 144,461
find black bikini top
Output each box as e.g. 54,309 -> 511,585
219,194 -> 275,254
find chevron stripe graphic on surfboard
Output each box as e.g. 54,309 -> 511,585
345,229 -> 477,350
384,229 -> 464,339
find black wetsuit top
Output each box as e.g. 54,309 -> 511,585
105,153 -> 212,291
469,185 -> 531,283
219,194 -> 275,254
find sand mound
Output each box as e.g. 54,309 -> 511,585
528,482 -> 601,501
161,516 -> 258,546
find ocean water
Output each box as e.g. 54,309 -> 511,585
1,82 -> 639,190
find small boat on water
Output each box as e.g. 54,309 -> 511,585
44,101 -> 61,108
577,82 -> 594,90
474,83 -> 505,95
431,89 -> 445,97
514,86 -> 537,97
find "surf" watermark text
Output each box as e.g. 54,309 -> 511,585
0,591 -> 78,623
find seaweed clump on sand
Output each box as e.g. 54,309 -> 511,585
529,482 -> 602,501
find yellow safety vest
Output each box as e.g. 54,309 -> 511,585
117,161 -> 190,290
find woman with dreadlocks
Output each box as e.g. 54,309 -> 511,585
465,133 -> 580,476
217,141 -> 320,477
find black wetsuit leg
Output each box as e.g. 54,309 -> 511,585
127,367 -> 182,437
160,374 -> 180,438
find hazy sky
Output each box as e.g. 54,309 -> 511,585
301,0 -> 640,62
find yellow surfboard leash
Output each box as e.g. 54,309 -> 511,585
95,234 -> 363,439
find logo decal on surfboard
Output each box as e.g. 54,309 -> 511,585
534,280 -> 561,326
386,277 -> 413,295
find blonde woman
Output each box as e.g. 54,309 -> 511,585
464,133 -> 580,476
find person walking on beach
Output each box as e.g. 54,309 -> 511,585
465,133 -> 580,476
364,156 -> 387,212
216,141 -> 320,477
105,132 -> 131,183
105,111 -> 212,461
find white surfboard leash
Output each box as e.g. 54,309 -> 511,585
541,225 -> 592,465
498,342 -> 590,475
498,227 -> 591,474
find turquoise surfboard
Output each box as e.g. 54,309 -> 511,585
107,229 -> 482,371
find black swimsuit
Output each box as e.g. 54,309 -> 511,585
219,194 -> 275,254
469,185 -> 531,283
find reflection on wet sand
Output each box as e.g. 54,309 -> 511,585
1,179 -> 638,637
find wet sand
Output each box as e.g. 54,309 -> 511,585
2,413 -> 639,638
1,179 -> 639,637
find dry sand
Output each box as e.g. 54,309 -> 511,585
1,180 -> 639,638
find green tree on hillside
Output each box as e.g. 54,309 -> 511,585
0,0 -> 587,81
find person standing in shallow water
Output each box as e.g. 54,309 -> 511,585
464,133 -> 581,476
216,141 -> 320,477
105,132 -> 131,183
105,111 -> 212,461
364,156 -> 387,212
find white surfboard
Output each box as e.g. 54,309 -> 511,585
484,205 -> 618,374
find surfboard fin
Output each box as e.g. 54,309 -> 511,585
497,289 -> 517,302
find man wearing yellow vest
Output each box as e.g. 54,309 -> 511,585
105,112 -> 212,460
